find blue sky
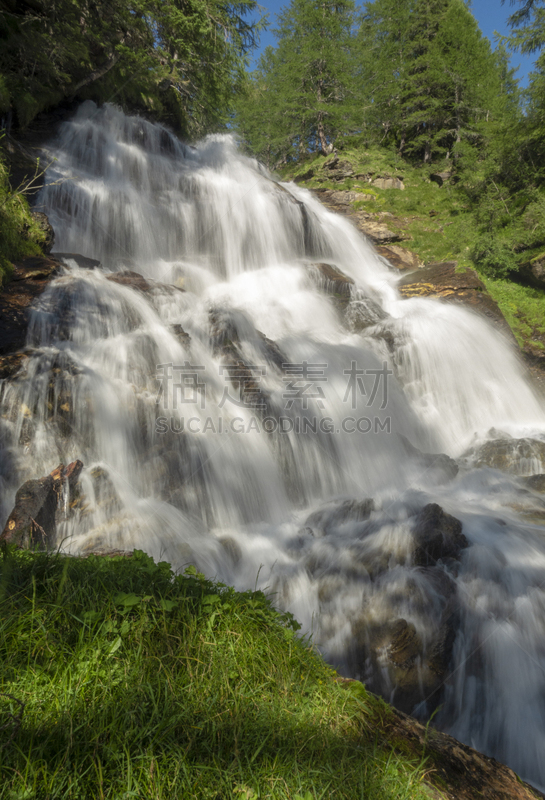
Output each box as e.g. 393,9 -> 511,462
250,0 -> 536,86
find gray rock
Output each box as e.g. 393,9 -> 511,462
411,503 -> 468,566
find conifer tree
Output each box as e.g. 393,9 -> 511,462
357,0 -> 509,163
235,0 -> 358,160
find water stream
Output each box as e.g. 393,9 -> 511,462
3,101 -> 545,788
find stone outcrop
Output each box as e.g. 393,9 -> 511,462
398,261 -> 515,339
463,435 -> 545,475
0,255 -> 63,356
411,503 -> 468,566
372,176 -> 405,190
376,244 -> 422,271
0,460 -> 83,549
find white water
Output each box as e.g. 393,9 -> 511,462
3,101 -> 545,788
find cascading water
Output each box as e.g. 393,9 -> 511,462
3,100 -> 545,788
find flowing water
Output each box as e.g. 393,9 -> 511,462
3,100 -> 545,787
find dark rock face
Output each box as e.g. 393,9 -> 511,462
398,261 -> 515,339
0,255 -> 63,356
293,168 -> 314,183
171,323 -> 191,350
411,503 -> 468,567
0,460 -> 83,549
519,254 -> 545,289
463,436 -> 545,475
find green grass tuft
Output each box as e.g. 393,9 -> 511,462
0,547 -> 433,799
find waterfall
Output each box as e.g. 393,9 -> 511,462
3,100 -> 545,789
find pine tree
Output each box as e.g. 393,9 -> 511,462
0,0 -> 262,136
357,0 -> 509,163
235,0 -> 358,160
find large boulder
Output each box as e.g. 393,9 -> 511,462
351,565 -> 461,714
463,435 -> 545,476
398,261 -> 515,340
411,503 -> 468,566
0,460 -> 84,549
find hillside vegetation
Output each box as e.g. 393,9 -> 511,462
0,546 -> 435,800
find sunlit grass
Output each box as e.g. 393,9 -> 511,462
0,547 -> 433,799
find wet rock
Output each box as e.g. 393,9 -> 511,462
376,244 -> 422,271
345,296 -> 388,333
30,211 -> 55,254
0,460 -> 84,549
350,564 -> 461,714
171,323 -> 191,350
307,262 -> 355,311
463,436 -> 545,475
398,261 -> 515,340
53,252 -> 101,270
411,503 -> 468,566
372,177 -> 405,190
256,331 -> 287,372
0,352 -> 30,381
0,255 -> 63,355
400,434 -> 459,485
522,473 -> 545,493
107,270 -> 152,293
218,536 -> 242,566
303,498 -> 374,537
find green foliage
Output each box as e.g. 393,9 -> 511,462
481,274 -> 545,348
470,234 -> 518,279
0,0 -> 262,137
0,547 -> 433,799
235,0 -> 358,164
0,149 -> 45,282
356,0 -> 514,164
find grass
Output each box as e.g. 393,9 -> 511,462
481,275 -> 545,350
0,547 -> 434,800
